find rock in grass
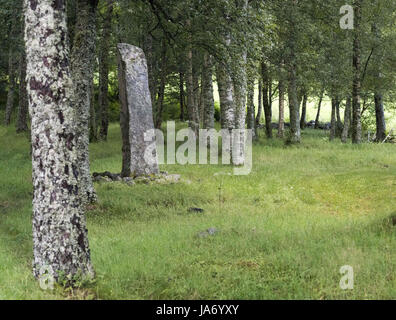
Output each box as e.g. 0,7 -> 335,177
207,227 -> 218,235
196,228 -> 219,238
164,174 -> 181,183
134,176 -> 151,184
122,177 -> 135,186
93,171 -> 182,186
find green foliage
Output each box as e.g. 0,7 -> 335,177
108,100 -> 120,123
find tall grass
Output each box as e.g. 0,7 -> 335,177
0,121 -> 395,299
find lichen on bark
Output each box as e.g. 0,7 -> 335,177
24,0 -> 94,282
70,0 -> 98,204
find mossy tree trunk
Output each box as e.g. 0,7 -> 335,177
25,0 -> 94,283
70,0 -> 98,205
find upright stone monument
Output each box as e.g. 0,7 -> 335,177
117,43 -> 159,177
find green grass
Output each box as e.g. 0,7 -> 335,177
0,121 -> 395,300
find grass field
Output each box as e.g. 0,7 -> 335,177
0,121 -> 395,299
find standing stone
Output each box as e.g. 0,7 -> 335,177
117,43 -> 159,177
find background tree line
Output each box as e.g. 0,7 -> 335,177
1,0 -> 395,144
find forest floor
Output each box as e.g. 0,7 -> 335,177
0,121 -> 395,299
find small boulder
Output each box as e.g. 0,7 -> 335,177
135,176 -> 151,184
196,227 -> 219,238
123,177 -> 135,186
165,174 -> 181,183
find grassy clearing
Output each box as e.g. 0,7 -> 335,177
0,121 -> 395,300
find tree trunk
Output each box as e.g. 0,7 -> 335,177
335,98 -> 343,137
314,90 -> 324,129
352,0 -> 362,144
371,22 -> 386,142
25,0 -> 94,283
98,0 -> 113,141
268,77 -> 273,120
216,63 -> 234,130
341,97 -> 352,143
330,98 -> 336,141
246,76 -> 255,138
5,4 -> 22,126
232,2 -> 249,167
202,53 -> 215,129
144,34 -> 156,111
186,45 -> 200,136
300,92 -> 307,129
179,72 -> 185,121
262,62 -> 272,138
287,64 -> 300,143
233,50 -> 248,165
278,78 -> 285,138
255,79 -> 263,127
70,0 -> 98,205
286,0 -> 300,143
89,80 -> 98,142
374,92 -> 386,142
4,51 -> 16,126
154,40 -> 167,129
193,59 -> 201,127
16,49 -> 28,133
